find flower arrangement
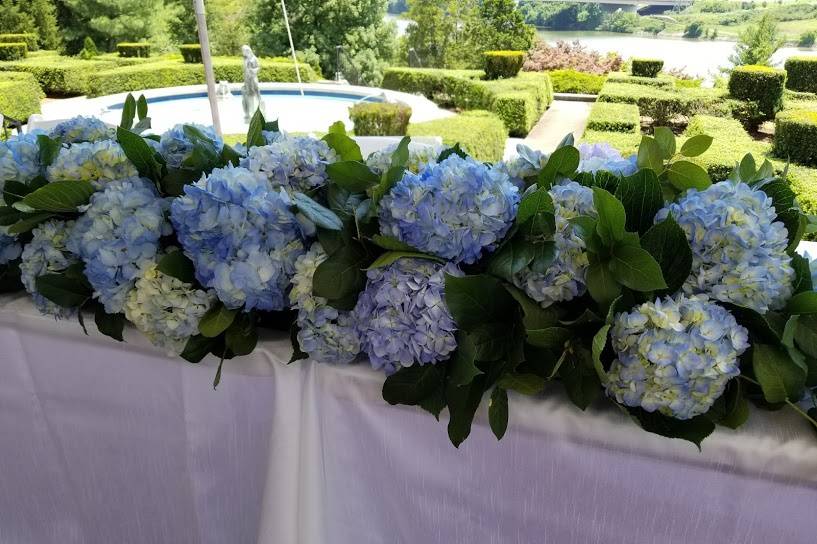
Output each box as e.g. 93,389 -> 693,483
0,98 -> 815,447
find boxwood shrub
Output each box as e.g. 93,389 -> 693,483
0,56 -> 117,95
349,102 -> 412,136
0,33 -> 37,51
180,44 -> 202,63
598,82 -> 722,125
580,129 -> 641,155
784,57 -> 817,94
0,43 -> 27,61
773,110 -> 817,166
631,58 -> 663,78
484,51 -> 525,80
548,69 -> 605,94
728,65 -> 786,121
586,102 -> 640,133
0,71 -> 43,120
606,72 -> 674,88
408,110 -> 507,162
685,114 -> 771,180
117,43 -> 151,58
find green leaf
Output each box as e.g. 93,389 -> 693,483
366,250 -> 442,270
503,283 -> 559,330
653,127 -> 676,160
794,315 -> 817,359
559,345 -> 600,410
322,132 -> 363,162
516,186 -> 555,225
437,143 -> 467,162
586,261 -> 621,305
487,237 -> 535,282
592,324 -> 610,384
19,180 -> 95,213
370,234 -> 415,251
325,161 -> 380,192
450,333 -> 482,386
156,250 -> 195,284
680,134 -> 713,157
444,274 -> 516,332
666,160 -> 711,191
35,273 -> 91,308
327,120 -> 346,135
7,212 -> 55,234
488,387 -> 509,440
180,335 -> 217,364
382,364 -> 444,405
221,144 -> 241,167
496,372 -> 545,395
160,168 -> 199,197
94,306 -> 125,342
592,187 -> 626,245
447,376 -> 486,447
538,145 -> 580,186
615,170 -> 664,235
292,192 -> 343,231
136,94 -> 148,120
637,136 -> 664,173
37,135 -> 61,168
738,153 -> 757,181
312,242 -> 369,304
639,216 -> 692,294
526,326 -> 571,349
609,245 -> 667,291
752,343 -> 806,403
198,303 -> 238,338
116,126 -> 162,182
418,386 -> 446,420
246,108 -> 266,148
787,291 -> 817,315
120,94 -> 136,130
225,315 -> 258,356
630,409 -> 715,448
389,136 -> 411,170
707,380 -> 749,429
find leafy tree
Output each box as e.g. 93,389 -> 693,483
799,31 -> 816,48
729,14 -> 784,66
683,21 -> 705,38
598,9 -> 638,33
0,0 -> 34,35
470,0 -> 535,52
167,0 -> 250,56
21,0 -> 61,49
403,0 -> 479,68
517,1 -> 603,31
250,0 -> 396,86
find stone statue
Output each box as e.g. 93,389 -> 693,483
241,45 -> 264,122
216,80 -> 231,101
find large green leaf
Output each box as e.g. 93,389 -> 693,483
120,93 -> 136,129
447,376 -> 487,447
322,132 -> 363,162
7,212 -> 55,234
326,161 -> 380,192
706,379 -> 749,429
136,94 -> 148,120
679,134 -> 713,157
94,306 -> 125,342
591,324 -> 610,384
443,273 -> 516,332
666,160 -> 711,191
653,127 -> 676,159
198,303 -> 238,338
487,237 -> 535,282
787,291 -> 817,315
516,186 -> 555,225
35,272 -> 91,308
366,250 -> 442,270
526,326 -> 571,349
312,242 -> 369,304
586,261 -> 621,305
559,345 -> 600,410
752,343 -> 806,403
180,335 -> 217,364
37,135 -> 61,168
615,170 -> 664,235
538,145 -> 579,186
19,180 -> 95,213
630,409 -> 715,448
370,234 -> 415,251
225,315 -> 259,356
156,250 -> 195,284
293,192 -> 343,231
496,372 -> 545,395
246,109 -> 266,148
116,126 -> 163,182
488,387 -> 509,440
609,245 -> 667,291
639,216 -> 692,294
592,187 -> 626,246
637,135 -> 664,173
382,363 -> 445,405
503,283 -> 560,330
450,333 -> 482,386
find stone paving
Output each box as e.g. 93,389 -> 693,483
522,100 -> 593,154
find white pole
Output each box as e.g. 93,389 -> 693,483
193,0 -> 222,135
279,0 -> 304,96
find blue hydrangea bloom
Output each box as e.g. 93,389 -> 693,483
379,154 -> 519,264
577,143 -> 638,176
170,165 -> 305,311
0,132 -> 42,188
50,116 -> 113,143
606,294 -> 749,419
655,180 -> 794,313
47,140 -> 138,186
241,134 -> 337,192
513,181 -> 597,307
159,124 -> 224,169
365,141 -> 442,176
67,177 -> 171,314
0,232 -> 22,265
353,258 -> 461,374
289,243 -> 360,364
19,219 -> 78,318
494,144 -> 549,189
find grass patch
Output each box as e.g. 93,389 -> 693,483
586,102 -> 640,134
408,110 -> 507,162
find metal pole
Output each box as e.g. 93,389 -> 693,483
279,0 -> 304,96
193,0 -> 222,135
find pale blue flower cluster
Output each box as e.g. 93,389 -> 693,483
47,140 -> 138,186
577,143 -> 638,176
379,155 -> 519,264
0,132 -> 42,188
365,141 -> 442,176
495,144 -> 548,188
159,124 -> 224,168
170,166 -> 305,311
19,220 -> 78,318
514,181 -> 597,307
0,233 -> 21,265
68,177 -> 172,314
655,180 -> 794,313
241,134 -> 337,192
50,116 -> 113,143
606,294 -> 749,419
353,258 -> 460,374
289,243 -> 360,364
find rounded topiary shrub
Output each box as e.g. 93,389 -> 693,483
631,58 -> 664,78
728,65 -> 786,121
117,43 -> 151,58
484,51 -> 525,80
0,43 -> 27,61
784,57 -> 817,94
773,110 -> 817,166
0,33 -> 37,51
180,44 -> 202,64
349,101 -> 412,136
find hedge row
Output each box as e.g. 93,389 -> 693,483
180,44 -> 202,64
598,82 -> 722,125
548,69 -> 605,94
631,58 -> 663,78
0,34 -> 37,51
0,56 -> 117,94
0,43 -> 27,61
784,57 -> 817,94
0,71 -> 44,121
117,43 -> 151,58
349,102 -> 412,136
484,51 -> 524,80
586,102 -> 640,133
381,67 -> 552,136
774,110 -> 817,167
408,110 -> 507,162
606,72 -> 674,89
580,130 -> 641,155
685,115 -> 771,180
728,65 -> 786,121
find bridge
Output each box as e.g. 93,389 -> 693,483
537,0 -> 692,6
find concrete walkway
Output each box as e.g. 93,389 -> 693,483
523,100 -> 593,154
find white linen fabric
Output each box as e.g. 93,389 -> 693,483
1,293 -> 817,544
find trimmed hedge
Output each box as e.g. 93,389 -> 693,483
180,44 -> 202,64
685,115 -> 771,180
0,43 -> 27,61
580,130 -> 641,155
408,111 -> 507,162
598,82 -> 722,125
484,51 -> 525,80
784,57 -> 817,94
117,43 -> 151,58
728,65 -> 786,121
0,34 -> 37,51
349,102 -> 412,136
631,58 -> 663,78
586,102 -> 640,133
0,56 -> 116,95
548,69 -> 605,94
773,110 -> 817,166
606,72 -> 674,88
0,71 -> 43,120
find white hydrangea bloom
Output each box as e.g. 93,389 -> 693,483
47,140 -> 138,187
365,141 -> 442,176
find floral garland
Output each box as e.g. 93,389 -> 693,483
1,100 -> 816,447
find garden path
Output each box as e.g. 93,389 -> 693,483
523,100 -> 593,153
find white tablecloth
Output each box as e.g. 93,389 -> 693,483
2,293 -> 817,544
